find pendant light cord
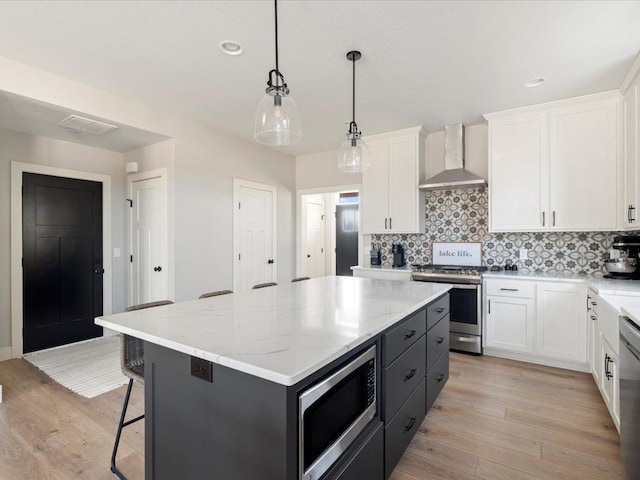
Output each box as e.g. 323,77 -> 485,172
274,0 -> 279,76
352,55 -> 355,126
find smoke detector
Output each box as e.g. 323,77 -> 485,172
57,115 -> 118,135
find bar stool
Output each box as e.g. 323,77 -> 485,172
111,300 -> 173,480
252,282 -> 277,289
291,277 -> 310,282
199,289 -> 233,299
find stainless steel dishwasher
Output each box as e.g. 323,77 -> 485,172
620,316 -> 640,479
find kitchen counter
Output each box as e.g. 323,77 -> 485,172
351,265 -> 413,272
96,276 -> 450,386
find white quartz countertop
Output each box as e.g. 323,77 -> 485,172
96,276 -> 451,386
351,265 -> 412,272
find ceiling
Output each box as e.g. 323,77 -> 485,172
0,91 -> 170,152
0,1 -> 638,156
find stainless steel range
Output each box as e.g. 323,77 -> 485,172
411,242 -> 485,355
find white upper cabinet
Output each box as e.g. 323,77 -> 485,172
623,77 -> 640,228
549,100 -> 617,230
488,113 -> 548,231
361,127 -> 426,234
486,93 -> 620,232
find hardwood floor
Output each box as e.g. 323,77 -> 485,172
0,352 -> 625,479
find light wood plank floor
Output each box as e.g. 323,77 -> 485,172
0,352 -> 625,479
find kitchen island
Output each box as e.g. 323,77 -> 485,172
96,276 -> 451,480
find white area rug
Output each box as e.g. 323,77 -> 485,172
24,335 -> 128,398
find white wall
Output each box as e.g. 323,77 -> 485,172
0,55 -> 296,354
0,128 -> 125,349
296,149 -> 362,190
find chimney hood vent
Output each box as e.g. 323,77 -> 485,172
419,124 -> 486,191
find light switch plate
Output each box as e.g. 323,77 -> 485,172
519,248 -> 527,260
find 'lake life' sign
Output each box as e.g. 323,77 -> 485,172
432,242 -> 482,266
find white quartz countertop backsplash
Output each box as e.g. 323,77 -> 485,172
96,276 -> 451,386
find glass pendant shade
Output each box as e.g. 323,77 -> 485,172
255,93 -> 302,145
338,134 -> 370,173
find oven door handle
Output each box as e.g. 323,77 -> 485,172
451,284 -> 479,290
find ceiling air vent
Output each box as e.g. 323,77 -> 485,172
57,115 -> 118,135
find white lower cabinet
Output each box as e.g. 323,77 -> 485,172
587,290 -> 601,384
536,283 -> 586,362
485,296 -> 535,353
599,334 -> 620,429
484,278 -> 587,369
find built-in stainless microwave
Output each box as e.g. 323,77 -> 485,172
298,345 -> 377,480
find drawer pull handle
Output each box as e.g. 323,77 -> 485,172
436,308 -> 445,314
403,417 -> 416,433
404,330 -> 417,340
591,315 -> 597,321
591,302 -> 597,306
404,369 -> 417,381
436,336 -> 445,344
500,288 -> 519,291
436,374 -> 445,383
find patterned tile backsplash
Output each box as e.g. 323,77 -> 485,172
371,187 -> 634,274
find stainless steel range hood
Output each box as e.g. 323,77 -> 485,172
418,124 -> 487,191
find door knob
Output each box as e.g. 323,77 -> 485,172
154,266 -> 162,272
267,259 -> 274,264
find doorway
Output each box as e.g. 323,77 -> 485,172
233,179 -> 277,292
128,169 -> 168,306
297,187 -> 361,279
22,173 -> 104,353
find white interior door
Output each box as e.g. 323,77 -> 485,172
305,200 -> 325,278
234,181 -> 276,292
129,171 -> 168,306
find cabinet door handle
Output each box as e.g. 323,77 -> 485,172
591,315 -> 597,321
404,368 -> 417,382
436,307 -> 445,314
436,336 -> 445,344
591,302 -> 597,306
488,299 -> 491,314
403,417 -> 416,433
552,211 -> 556,226
542,211 -> 545,227
404,330 -> 417,340
605,354 -> 614,380
500,288 -> 519,292
389,217 -> 392,230
628,205 -> 632,223
586,295 -> 591,311
631,205 -> 636,222
436,373 -> 445,383
385,218 -> 388,230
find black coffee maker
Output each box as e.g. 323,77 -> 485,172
392,243 -> 406,267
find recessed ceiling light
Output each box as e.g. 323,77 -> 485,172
524,77 -> 546,88
219,40 -> 243,56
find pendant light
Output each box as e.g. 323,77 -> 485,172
255,0 -> 301,145
337,50 -> 370,173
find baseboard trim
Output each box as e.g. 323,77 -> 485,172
483,348 -> 590,373
0,346 -> 12,362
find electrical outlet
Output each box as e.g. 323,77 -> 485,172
519,248 -> 528,260
191,356 -> 213,382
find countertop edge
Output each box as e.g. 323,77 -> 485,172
96,285 -> 452,387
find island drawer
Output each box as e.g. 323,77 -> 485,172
326,421 -> 383,480
383,335 -> 426,421
426,314 -> 449,372
382,308 -> 426,366
384,378 -> 426,479
427,294 -> 450,331
426,350 -> 449,413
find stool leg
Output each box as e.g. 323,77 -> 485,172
111,378 -> 134,480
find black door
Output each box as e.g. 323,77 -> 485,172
336,204 -> 359,276
22,173 -> 103,353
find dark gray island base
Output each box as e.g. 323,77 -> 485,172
144,293 -> 450,480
